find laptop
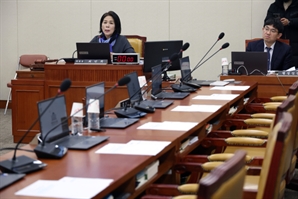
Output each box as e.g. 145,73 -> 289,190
180,56 -> 218,86
125,71 -> 173,108
85,82 -> 139,128
37,95 -> 109,150
231,51 -> 268,75
0,173 -> 25,190
76,43 -> 111,63
151,64 -> 190,99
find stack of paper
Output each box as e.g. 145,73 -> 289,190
95,140 -> 171,156
171,105 -> 222,112
193,94 -> 239,100
137,121 -> 198,131
15,177 -> 113,199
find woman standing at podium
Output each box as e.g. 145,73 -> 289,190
90,11 -> 135,54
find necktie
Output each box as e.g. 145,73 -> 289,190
266,47 -> 271,70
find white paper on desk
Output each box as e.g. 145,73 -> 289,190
96,140 -> 170,156
137,121 -> 198,131
193,94 -> 239,100
15,177 -> 113,199
210,86 -> 249,91
171,105 -> 222,112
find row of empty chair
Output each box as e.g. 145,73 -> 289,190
141,80 -> 298,199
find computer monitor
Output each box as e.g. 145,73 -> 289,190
143,40 -> 183,80
76,43 -> 111,63
231,51 -> 268,75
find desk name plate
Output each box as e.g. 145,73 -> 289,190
74,59 -> 108,65
277,70 -> 298,76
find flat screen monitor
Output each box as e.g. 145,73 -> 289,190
143,40 -> 183,78
76,43 -> 111,63
231,51 -> 268,75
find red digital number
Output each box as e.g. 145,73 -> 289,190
127,57 -> 133,62
117,56 -> 127,62
116,55 -> 135,62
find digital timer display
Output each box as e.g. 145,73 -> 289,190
112,53 -> 139,64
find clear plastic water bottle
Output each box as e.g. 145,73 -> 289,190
221,57 -> 229,76
87,99 -> 100,132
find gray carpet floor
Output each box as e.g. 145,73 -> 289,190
0,108 -> 297,197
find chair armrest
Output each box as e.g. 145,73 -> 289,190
270,96 -> 287,102
222,118 -> 272,130
231,129 -> 269,138
207,130 -> 234,138
175,162 -> 223,173
142,195 -> 172,199
225,137 -> 267,146
183,154 -> 263,166
145,184 -> 181,196
201,137 -> 267,148
250,113 -> 275,119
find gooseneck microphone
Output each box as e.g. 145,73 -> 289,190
115,53 -> 179,116
181,42 -> 230,86
178,43 -> 190,55
190,42 -> 230,78
196,32 -> 225,67
172,42 -> 229,91
34,76 -> 131,159
0,79 -> 72,173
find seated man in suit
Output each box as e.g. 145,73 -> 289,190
246,18 -> 292,71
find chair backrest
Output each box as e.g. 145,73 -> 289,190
125,35 -> 146,57
19,54 -> 48,69
288,80 -> 298,151
197,150 -> 246,199
257,110 -> 293,199
245,38 -> 290,49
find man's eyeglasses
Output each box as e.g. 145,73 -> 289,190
263,26 -> 278,34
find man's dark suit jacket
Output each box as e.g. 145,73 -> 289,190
246,39 -> 292,71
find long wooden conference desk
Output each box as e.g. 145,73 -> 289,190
220,74 -> 298,98
1,81 -> 257,199
11,62 -> 297,143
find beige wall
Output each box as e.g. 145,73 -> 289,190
0,0 -> 272,100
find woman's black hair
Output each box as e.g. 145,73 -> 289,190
99,11 -> 121,37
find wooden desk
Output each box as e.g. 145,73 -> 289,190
11,64 -> 143,143
220,75 -> 297,98
1,82 -> 257,199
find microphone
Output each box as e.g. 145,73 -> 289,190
184,32 -> 225,82
172,42 -> 229,91
0,79 -> 72,173
187,42 -> 230,82
178,42 -> 190,55
34,76 -> 131,159
196,32 -> 224,67
115,54 -> 179,116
